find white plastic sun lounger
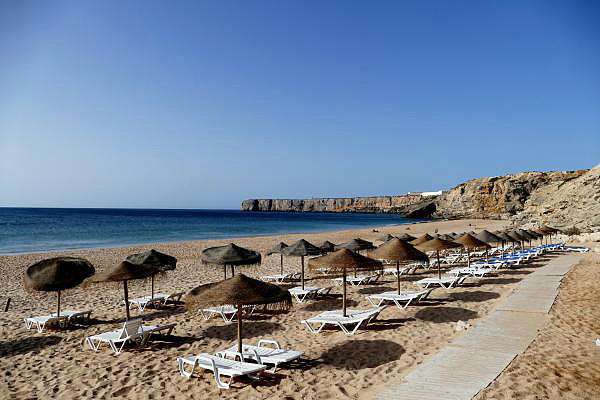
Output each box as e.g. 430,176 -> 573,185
50,309 -> 92,323
24,315 -> 68,333
261,272 -> 300,283
85,318 -> 176,355
126,292 -> 184,311
416,275 -> 465,289
367,289 -> 433,309
218,339 -> 303,372
383,265 -> 417,276
301,306 -> 387,335
177,353 -> 267,389
288,286 -> 332,303
199,305 -> 256,323
332,273 -> 381,286
564,246 -> 591,253
448,267 -> 494,278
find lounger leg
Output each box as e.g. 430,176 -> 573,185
302,320 -> 318,334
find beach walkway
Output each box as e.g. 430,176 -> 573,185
374,254 -> 582,400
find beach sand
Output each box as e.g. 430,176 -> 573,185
4,217 -> 569,400
474,252 -> 600,400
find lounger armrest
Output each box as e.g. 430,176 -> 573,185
258,339 -> 280,349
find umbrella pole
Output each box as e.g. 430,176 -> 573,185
57,290 -> 61,318
224,265 -> 227,280
151,276 -> 155,299
231,265 -> 235,277
437,251 -> 441,280
301,256 -> 305,290
342,267 -> 347,317
124,280 -> 130,320
237,306 -> 243,354
396,261 -> 401,295
280,254 -> 284,275
467,249 -> 470,268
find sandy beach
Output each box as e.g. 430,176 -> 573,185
4,217 -> 588,400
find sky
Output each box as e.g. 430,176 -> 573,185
1,1 -> 599,209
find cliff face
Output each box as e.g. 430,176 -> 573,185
241,195 -> 431,215
433,170 -> 588,219
241,167 -> 599,231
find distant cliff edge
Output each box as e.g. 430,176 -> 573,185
241,166 -> 599,231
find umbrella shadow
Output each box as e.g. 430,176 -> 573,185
415,307 -> 478,323
358,286 -> 395,295
482,278 -> 522,285
202,322 -> 282,341
321,340 -> 405,369
449,291 -> 500,302
0,336 -> 62,357
367,317 -> 414,331
139,334 -> 199,351
96,306 -> 186,325
301,299 -> 359,312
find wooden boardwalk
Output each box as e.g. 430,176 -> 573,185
375,254 -> 581,400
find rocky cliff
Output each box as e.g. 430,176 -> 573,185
241,166 -> 599,231
241,195 -> 435,217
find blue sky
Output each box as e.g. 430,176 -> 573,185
1,1 -> 598,209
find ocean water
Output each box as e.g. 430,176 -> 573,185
0,208 -> 426,255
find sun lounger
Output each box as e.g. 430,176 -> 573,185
24,309 -> 92,333
177,353 -> 267,389
218,339 -> 303,372
301,306 -> 387,335
24,315 -> 68,333
199,305 -> 256,323
367,289 -> 432,309
448,267 -> 494,278
126,292 -> 184,311
564,246 -> 590,253
383,265 -> 418,276
288,286 -> 332,302
85,318 -> 175,355
261,272 -> 300,283
415,275 -> 465,289
332,273 -> 381,286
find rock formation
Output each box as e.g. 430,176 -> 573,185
241,166 -> 599,231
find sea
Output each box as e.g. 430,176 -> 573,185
0,208 -> 426,255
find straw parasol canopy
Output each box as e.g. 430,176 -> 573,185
201,243 -> 261,280
126,249 -> 177,298
185,274 -> 292,353
25,257 -> 95,318
318,240 -> 336,253
411,233 -> 433,245
283,239 -> 323,290
415,238 -> 463,279
85,260 -> 162,320
377,234 -> 396,242
368,238 -> 429,294
308,249 -> 382,317
454,234 -> 491,267
335,238 -> 375,252
475,230 -> 503,244
396,233 -> 416,241
265,242 -> 288,274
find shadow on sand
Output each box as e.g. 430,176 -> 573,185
202,321 -> 282,341
449,291 -> 500,303
321,340 -> 405,369
415,307 -> 478,323
0,335 -> 62,357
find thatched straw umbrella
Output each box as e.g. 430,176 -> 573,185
415,238 -> 463,279
126,249 -> 176,299
368,238 -> 428,294
201,243 -> 261,280
308,249 -> 382,317
507,230 -> 528,250
25,257 -> 95,319
185,274 -> 291,354
335,238 -> 376,253
454,234 -> 490,267
525,229 -> 543,246
318,241 -> 336,253
85,261 -> 161,320
397,233 -> 416,241
410,233 -> 433,245
265,242 -> 288,275
475,230 -> 503,260
516,229 -> 537,248
377,234 -> 396,242
282,239 -> 323,290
